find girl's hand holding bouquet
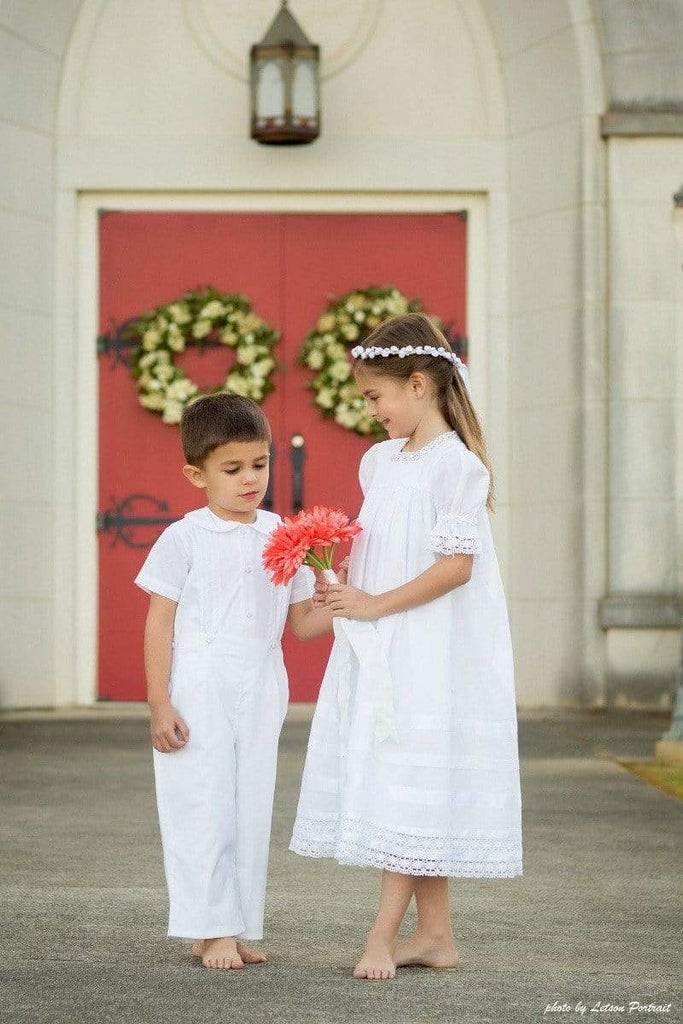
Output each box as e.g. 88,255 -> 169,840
312,556 -> 350,605
312,554 -> 380,621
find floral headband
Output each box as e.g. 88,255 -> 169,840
350,343 -> 471,394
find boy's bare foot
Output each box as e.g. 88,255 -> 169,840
393,931 -> 460,969
191,939 -> 267,966
353,932 -> 396,981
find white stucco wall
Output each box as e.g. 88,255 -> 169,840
0,4 -> 81,708
604,136 -> 683,707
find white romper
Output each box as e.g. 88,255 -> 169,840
135,505 -> 315,940
290,432 -> 523,878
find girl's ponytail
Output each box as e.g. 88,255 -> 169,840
443,368 -> 495,512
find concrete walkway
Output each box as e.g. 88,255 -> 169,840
0,709 -> 680,1024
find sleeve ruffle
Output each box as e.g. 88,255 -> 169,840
429,512 -> 483,557
428,448 -> 489,558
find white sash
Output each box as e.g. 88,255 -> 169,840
323,568 -> 399,745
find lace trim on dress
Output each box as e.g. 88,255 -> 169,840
290,817 -> 523,878
429,512 -> 482,556
391,431 -> 456,461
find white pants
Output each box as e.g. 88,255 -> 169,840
153,635 -> 288,940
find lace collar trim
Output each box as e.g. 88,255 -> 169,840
391,431 -> 457,460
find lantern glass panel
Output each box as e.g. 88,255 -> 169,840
256,59 -> 285,119
293,59 -> 316,119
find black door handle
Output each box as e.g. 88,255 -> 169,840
263,443 -> 276,512
290,434 -> 306,514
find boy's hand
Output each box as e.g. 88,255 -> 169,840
150,702 -> 190,753
312,556 -> 349,607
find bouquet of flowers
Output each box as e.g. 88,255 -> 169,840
262,505 -> 398,744
261,505 -> 362,587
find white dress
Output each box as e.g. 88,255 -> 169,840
135,506 -> 315,940
290,431 -> 523,878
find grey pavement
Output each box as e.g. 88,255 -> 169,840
0,709 -> 680,1024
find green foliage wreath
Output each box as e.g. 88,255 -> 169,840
297,286 -> 440,437
129,287 -> 279,424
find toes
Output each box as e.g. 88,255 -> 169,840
202,955 -> 244,970
358,965 -> 394,980
354,962 -> 395,980
238,949 -> 267,964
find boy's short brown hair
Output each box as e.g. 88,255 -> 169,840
180,393 -> 272,466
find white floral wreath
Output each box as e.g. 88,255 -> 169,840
297,286 -> 441,438
129,287 -> 279,424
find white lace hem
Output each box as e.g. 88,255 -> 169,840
290,817 -> 522,878
429,512 -> 482,557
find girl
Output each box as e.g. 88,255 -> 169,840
289,312 -> 523,980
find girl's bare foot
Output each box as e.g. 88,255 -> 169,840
353,931 -> 397,980
191,939 -> 267,966
393,931 -> 460,969
236,942 -> 267,964
200,937 -> 244,969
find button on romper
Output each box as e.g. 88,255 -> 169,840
135,506 -> 315,940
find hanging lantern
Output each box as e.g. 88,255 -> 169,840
250,1 -> 320,145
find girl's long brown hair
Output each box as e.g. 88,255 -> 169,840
353,312 -> 495,512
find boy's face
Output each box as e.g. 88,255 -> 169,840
182,439 -> 270,521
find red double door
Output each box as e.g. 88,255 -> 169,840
98,212 -> 467,701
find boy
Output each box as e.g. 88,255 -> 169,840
134,393 -> 338,969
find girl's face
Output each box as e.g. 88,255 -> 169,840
355,370 -> 422,439
182,439 -> 270,520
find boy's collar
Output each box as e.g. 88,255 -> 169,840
185,506 -> 273,535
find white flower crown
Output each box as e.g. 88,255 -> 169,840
350,343 -> 471,393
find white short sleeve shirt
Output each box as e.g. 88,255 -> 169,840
134,506 -> 315,646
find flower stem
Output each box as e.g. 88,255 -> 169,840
304,551 -> 328,571
304,544 -> 337,571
